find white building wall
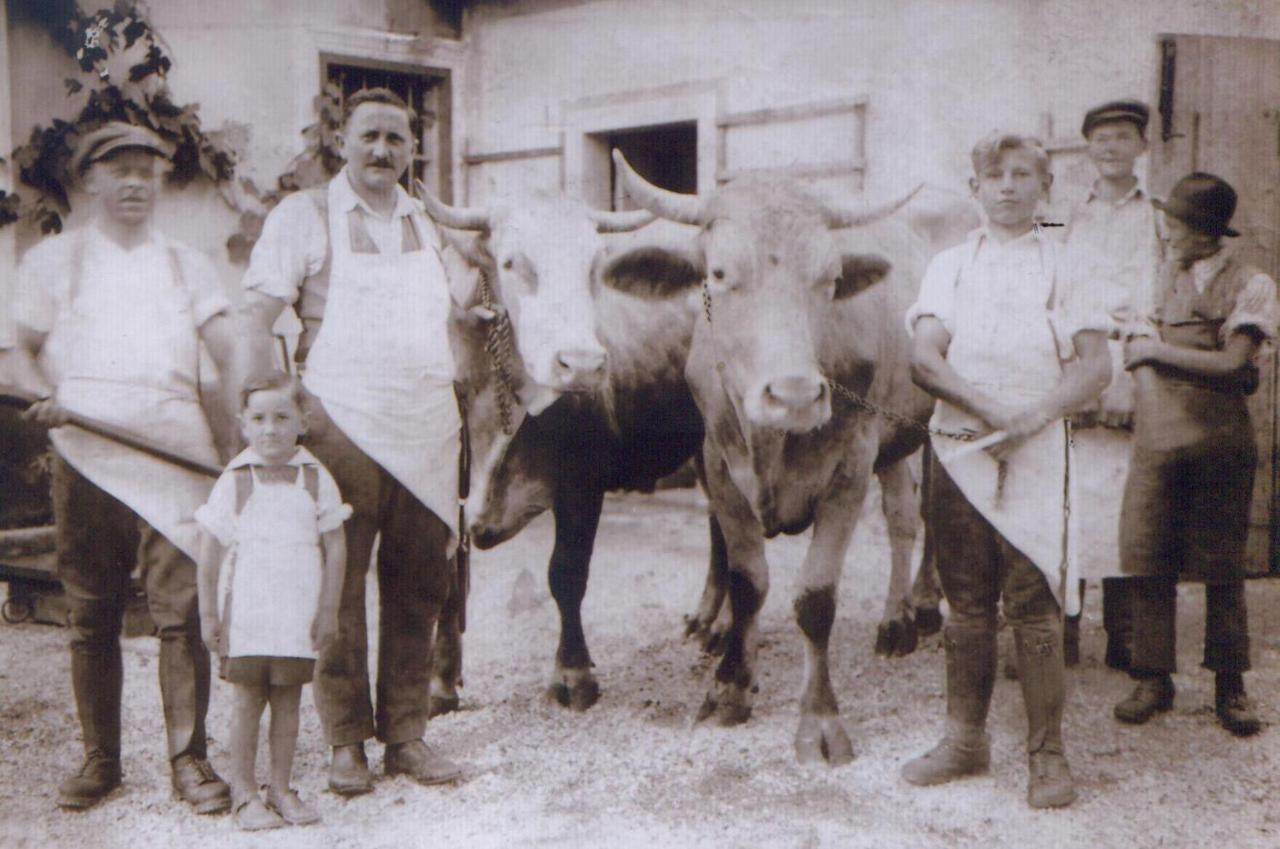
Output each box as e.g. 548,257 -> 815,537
460,0 -> 1280,205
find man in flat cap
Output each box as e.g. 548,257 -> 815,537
1060,98 -> 1163,671
8,121 -> 237,811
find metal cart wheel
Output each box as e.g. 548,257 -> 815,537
2,596 -> 33,624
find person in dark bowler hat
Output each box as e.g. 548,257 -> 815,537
1114,172 -> 1276,736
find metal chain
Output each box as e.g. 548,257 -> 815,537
701,282 -> 977,442
477,268 -> 519,436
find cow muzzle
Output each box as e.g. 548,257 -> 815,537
549,347 -> 609,392
746,373 -> 831,432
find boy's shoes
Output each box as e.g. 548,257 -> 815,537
266,786 -> 321,825
233,796 -> 286,831
1027,751 -> 1076,809
171,754 -> 231,814
328,743 -> 373,796
900,735 -> 991,786
1215,674 -> 1262,737
385,739 -> 464,785
57,749 -> 122,810
1113,674 -> 1175,724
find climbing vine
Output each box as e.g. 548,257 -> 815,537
3,1 -> 237,233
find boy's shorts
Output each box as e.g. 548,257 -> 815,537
220,655 -> 315,687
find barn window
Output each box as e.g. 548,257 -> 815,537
322,56 -> 454,202
590,121 -> 697,211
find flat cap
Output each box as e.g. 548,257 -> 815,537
1081,99 -> 1149,138
71,121 -> 174,174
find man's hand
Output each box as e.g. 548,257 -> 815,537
200,611 -> 221,654
985,407 -> 1053,463
22,397 -> 71,427
311,608 -> 338,653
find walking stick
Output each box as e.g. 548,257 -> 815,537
0,384 -> 222,478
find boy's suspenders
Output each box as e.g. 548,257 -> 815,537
232,465 -> 320,514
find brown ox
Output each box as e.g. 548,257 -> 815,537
603,150 -> 974,764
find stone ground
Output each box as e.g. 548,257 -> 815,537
2,485 -> 1279,849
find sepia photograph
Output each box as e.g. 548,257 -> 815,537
0,1 -> 1278,846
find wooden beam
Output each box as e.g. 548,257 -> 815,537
463,145 -> 562,166
718,95 -> 868,129
716,159 -> 866,184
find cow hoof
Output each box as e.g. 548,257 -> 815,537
695,686 -> 752,726
874,617 -> 919,657
547,669 -> 601,712
915,607 -> 944,637
794,714 -> 854,766
428,677 -> 461,717
684,614 -> 729,656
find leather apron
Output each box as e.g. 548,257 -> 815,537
301,179 -> 461,552
43,230 -> 219,561
929,236 -> 1077,614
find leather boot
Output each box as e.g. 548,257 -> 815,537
385,739 -> 464,786
1015,625 -> 1076,809
57,749 -> 122,810
1101,578 -> 1133,672
901,626 -> 994,786
1114,674 -> 1174,724
171,754 -> 231,814
329,743 -> 374,796
1215,673 -> 1262,737
70,640 -> 123,770
158,631 -> 210,761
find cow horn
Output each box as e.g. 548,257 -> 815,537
820,183 -> 925,229
586,206 -> 656,233
415,179 -> 489,231
611,149 -> 704,226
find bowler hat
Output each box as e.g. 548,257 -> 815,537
1153,172 -> 1240,238
1081,100 -> 1149,138
71,122 -> 174,175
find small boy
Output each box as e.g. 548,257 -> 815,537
1113,173 -> 1275,737
1062,99 -> 1164,670
195,371 -> 350,829
902,133 -> 1111,808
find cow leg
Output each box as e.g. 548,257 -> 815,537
685,510 -> 730,655
428,576 -> 464,717
874,457 -> 920,657
546,483 -> 606,711
696,453 -> 769,727
793,466 -> 870,766
912,443 -> 944,637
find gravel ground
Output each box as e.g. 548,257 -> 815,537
2,486 -> 1279,849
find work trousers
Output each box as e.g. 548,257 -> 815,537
1130,577 -> 1250,675
52,454 -> 209,763
305,397 -> 454,747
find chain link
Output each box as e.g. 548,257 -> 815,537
478,268 -> 519,436
701,282 -> 977,442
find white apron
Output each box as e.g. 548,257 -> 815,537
929,237 -> 1078,615
1067,341 -> 1130,584
43,232 -> 219,561
302,180 -> 461,551
220,468 -> 322,659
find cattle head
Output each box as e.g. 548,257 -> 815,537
601,150 -> 918,435
419,185 -> 653,413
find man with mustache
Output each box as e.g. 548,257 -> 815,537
237,88 -> 466,794
7,122 -> 236,813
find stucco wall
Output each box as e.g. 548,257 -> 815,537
460,0 -> 1279,204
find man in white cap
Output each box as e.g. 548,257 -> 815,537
9,121 -> 236,812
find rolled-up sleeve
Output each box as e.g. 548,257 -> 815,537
314,464 -> 353,533
13,238 -> 65,335
175,246 -> 232,327
905,248 -> 960,337
1223,272 -> 1279,343
194,471 -> 238,547
242,192 -> 327,304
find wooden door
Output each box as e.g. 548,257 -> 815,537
1149,34 -> 1280,575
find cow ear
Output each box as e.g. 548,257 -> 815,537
835,253 -> 892,299
599,244 -> 705,299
